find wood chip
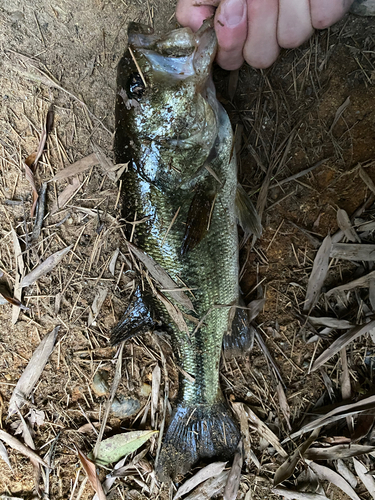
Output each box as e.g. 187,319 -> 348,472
8,326 -> 59,415
21,246 -> 72,288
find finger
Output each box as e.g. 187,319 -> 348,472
214,0 -> 248,70
310,0 -> 354,29
243,0 -> 280,69
277,0 -> 314,49
176,0 -> 219,31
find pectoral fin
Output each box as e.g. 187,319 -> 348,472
235,184 -> 262,237
181,189 -> 216,255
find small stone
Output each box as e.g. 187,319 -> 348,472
91,370 -> 109,397
350,0 -> 375,15
139,383 -> 152,397
110,396 -> 140,418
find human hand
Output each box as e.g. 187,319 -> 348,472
176,0 -> 354,70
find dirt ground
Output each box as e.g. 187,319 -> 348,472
1,1 -> 375,499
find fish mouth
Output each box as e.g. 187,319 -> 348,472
127,18 -> 217,79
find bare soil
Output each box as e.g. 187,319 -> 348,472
1,1 -> 375,499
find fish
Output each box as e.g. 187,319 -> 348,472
113,19 -> 262,481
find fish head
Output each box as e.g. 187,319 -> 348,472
115,19 -> 218,153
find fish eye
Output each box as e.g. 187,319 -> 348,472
127,72 -> 145,99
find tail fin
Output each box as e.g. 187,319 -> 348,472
156,402 -> 240,481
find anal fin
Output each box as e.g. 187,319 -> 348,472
156,402 -> 240,481
111,287 -> 155,345
223,306 -> 255,358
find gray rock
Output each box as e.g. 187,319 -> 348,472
110,396 -> 140,419
351,0 -> 375,16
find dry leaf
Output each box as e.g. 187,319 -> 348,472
21,246 -> 72,288
336,209 -> 360,242
307,317 -> 353,329
174,462 -> 227,499
11,228 -> 25,325
88,288 -> 108,327
326,270 -> 375,297
359,166 -> 375,196
308,461 -> 361,500
247,298 -> 266,322
151,363 -> 161,428
329,96 -> 350,133
223,442 -> 243,500
243,404 -> 287,457
23,163 -> 39,217
277,382 -> 291,431
311,319 -> 375,372
304,235 -> 332,313
184,470 -> 230,500
0,429 -> 48,468
274,429 -> 319,486
127,241 -> 194,311
109,248 -> 120,276
51,153 -> 99,181
232,402 -> 260,469
77,449 -> 106,500
51,177 -> 81,214
8,327 -> 59,415
272,487 -> 330,500
33,105 -> 54,168
304,444 -> 375,461
353,458 -> 375,499
0,441 -> 12,471
155,290 -> 190,335
331,243 -> 375,261
335,459 -> 357,489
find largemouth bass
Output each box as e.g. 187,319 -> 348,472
113,19 -> 261,481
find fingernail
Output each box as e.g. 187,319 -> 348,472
222,0 -> 246,27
